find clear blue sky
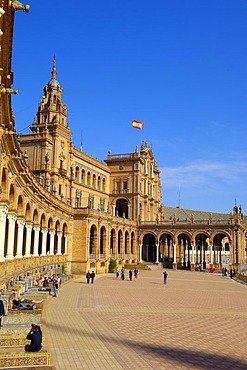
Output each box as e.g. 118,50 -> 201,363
11,0 -> 247,214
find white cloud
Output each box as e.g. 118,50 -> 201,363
160,159 -> 247,189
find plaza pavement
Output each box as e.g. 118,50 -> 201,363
43,269 -> 247,370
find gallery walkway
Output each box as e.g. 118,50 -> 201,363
44,269 -> 247,370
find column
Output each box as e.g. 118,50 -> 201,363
57,232 -> 62,255
209,245 -> 213,264
41,229 -> 48,256
191,245 -> 195,264
139,243 -> 142,263
49,231 -> 55,255
33,227 -> 40,256
16,219 -> 25,258
112,205 -> 116,216
173,243 -> 176,264
6,214 -> 17,259
24,225 -> 32,257
0,207 -> 8,261
64,235 -> 68,254
185,241 -> 188,264
155,244 -> 159,263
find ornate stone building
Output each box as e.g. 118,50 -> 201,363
0,1 -> 245,287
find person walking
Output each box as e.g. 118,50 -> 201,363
52,274 -> 59,297
163,271 -> 168,284
129,269 -> 133,281
134,268 -> 138,279
121,268 -> 125,280
90,271 -> 95,284
116,268 -> 120,278
86,271 -> 91,284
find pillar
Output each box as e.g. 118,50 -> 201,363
24,225 -> 32,257
16,219 -> 25,258
49,231 -> 55,255
0,206 -> 8,261
155,243 -> 159,263
57,232 -> 62,255
33,227 -> 40,256
209,245 -> 213,264
6,214 -> 17,259
191,245 -> 195,264
41,229 -> 48,256
64,235 -> 68,254
139,243 -> 142,263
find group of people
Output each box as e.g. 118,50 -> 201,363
115,268 -> 139,281
86,271 -> 96,284
36,274 -> 61,297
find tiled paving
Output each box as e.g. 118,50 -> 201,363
45,269 -> 247,370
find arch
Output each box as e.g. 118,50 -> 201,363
117,229 -> 123,256
159,233 -> 174,268
116,198 -> 129,219
212,232 -> 231,266
1,167 -> 8,196
89,224 -> 97,255
61,223 -> 67,254
102,178 -> 106,192
124,231 -> 129,255
87,171 -> 91,187
17,195 -> 24,216
100,226 -> 106,256
32,209 -> 39,225
110,228 -> 116,256
75,166 -> 79,182
9,183 -> 15,204
142,233 -> 156,262
131,232 -> 135,255
25,204 -> 32,223
81,169 -> 85,184
97,176 -> 101,190
92,174 -> 96,189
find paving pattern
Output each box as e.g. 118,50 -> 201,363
45,270 -> 247,370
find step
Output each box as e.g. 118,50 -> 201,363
0,347 -> 50,368
0,335 -> 27,347
8,309 -> 42,315
4,314 -> 41,325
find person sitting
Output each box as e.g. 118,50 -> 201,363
12,292 -> 43,305
25,324 -> 42,352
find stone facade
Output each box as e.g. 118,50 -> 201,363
0,1 -> 245,288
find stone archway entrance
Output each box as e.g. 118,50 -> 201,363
142,234 -> 156,262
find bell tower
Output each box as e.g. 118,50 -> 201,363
20,58 -> 73,203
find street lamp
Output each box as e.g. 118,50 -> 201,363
234,220 -> 239,266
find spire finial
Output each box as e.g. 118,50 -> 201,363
51,55 -> 57,79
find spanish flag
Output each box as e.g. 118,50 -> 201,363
132,120 -> 143,130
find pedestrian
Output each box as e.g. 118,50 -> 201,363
163,271 -> 168,284
129,269 -> 133,281
25,324 -> 42,352
0,299 -> 5,329
52,274 -> 59,297
86,271 -> 91,284
90,271 -> 95,283
116,268 -> 120,278
121,268 -> 125,280
134,268 -> 138,279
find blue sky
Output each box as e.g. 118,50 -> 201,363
11,0 -> 247,214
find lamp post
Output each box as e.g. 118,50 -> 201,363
234,220 -> 239,266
